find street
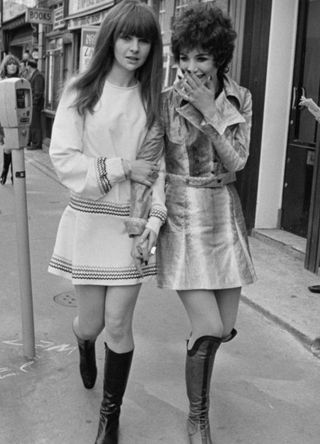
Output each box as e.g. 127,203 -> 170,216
1,285 -> 320,444
0,154 -> 320,444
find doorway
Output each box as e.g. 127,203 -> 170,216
281,0 -> 320,237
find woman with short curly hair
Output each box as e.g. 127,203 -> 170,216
171,4 -> 236,78
129,3 -> 256,442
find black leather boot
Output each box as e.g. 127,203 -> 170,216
186,335 -> 222,444
95,343 -> 133,444
0,152 -> 12,185
72,324 -> 97,389
221,328 -> 237,343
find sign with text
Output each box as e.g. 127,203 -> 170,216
69,0 -> 113,16
26,8 -> 53,24
79,26 -> 98,72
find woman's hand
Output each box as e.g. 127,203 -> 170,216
131,227 -> 158,273
126,159 -> 159,186
299,96 -> 320,114
0,134 -> 4,145
176,72 -> 217,116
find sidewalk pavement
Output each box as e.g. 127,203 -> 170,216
0,148 -> 320,444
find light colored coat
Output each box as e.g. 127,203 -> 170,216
128,76 -> 256,289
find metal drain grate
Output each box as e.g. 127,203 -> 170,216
53,292 -> 77,307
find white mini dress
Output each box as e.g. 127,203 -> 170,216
48,80 -> 166,285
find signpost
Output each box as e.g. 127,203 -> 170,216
25,8 -> 53,73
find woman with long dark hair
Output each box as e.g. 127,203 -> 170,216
48,1 -> 166,442
0,54 -> 20,185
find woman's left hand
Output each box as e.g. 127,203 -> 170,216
177,72 -> 217,116
131,227 -> 158,273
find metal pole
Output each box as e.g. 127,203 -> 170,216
38,23 -> 44,74
11,149 -> 36,359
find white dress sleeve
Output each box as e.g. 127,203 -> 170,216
49,86 -> 126,200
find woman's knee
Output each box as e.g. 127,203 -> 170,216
191,317 -> 224,339
78,316 -> 104,339
205,320 -> 224,338
104,312 -> 132,343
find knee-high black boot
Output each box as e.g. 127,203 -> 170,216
0,152 -> 12,185
95,343 -> 133,444
186,336 -> 222,444
72,323 -> 97,389
221,328 -> 237,343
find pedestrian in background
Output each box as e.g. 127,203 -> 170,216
20,50 -> 31,79
26,58 -> 44,150
48,1 -> 165,443
129,3 -> 256,443
0,54 -> 21,185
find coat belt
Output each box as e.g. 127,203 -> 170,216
166,172 -> 236,188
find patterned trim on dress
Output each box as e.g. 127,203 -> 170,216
97,157 -> 112,193
150,207 -> 167,223
49,254 -> 156,280
49,254 -> 72,273
69,196 -> 130,217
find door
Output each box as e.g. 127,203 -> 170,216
281,0 -> 320,237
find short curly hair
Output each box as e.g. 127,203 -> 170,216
171,2 -> 237,76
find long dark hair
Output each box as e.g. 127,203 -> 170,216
0,54 -> 20,79
70,0 -> 163,129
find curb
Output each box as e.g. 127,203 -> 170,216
241,293 -> 320,359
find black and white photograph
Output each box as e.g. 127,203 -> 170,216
0,1 -> 320,443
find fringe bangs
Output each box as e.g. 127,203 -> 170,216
114,6 -> 159,43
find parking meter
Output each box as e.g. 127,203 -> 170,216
0,78 -> 35,359
0,78 -> 32,149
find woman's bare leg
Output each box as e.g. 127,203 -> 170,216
73,285 -> 106,340
215,287 -> 241,338
177,289 -> 223,348
104,284 -> 141,353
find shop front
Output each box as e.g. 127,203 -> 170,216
282,0 -> 320,272
1,13 -> 35,60
247,0 -> 320,273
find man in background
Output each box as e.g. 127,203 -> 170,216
26,59 -> 45,150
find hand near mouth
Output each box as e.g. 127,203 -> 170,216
176,72 -> 217,116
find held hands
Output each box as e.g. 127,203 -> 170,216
124,159 -> 159,187
131,227 -> 158,274
176,72 -> 217,117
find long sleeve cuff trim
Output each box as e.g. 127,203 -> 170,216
97,157 -> 112,193
149,207 -> 167,223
